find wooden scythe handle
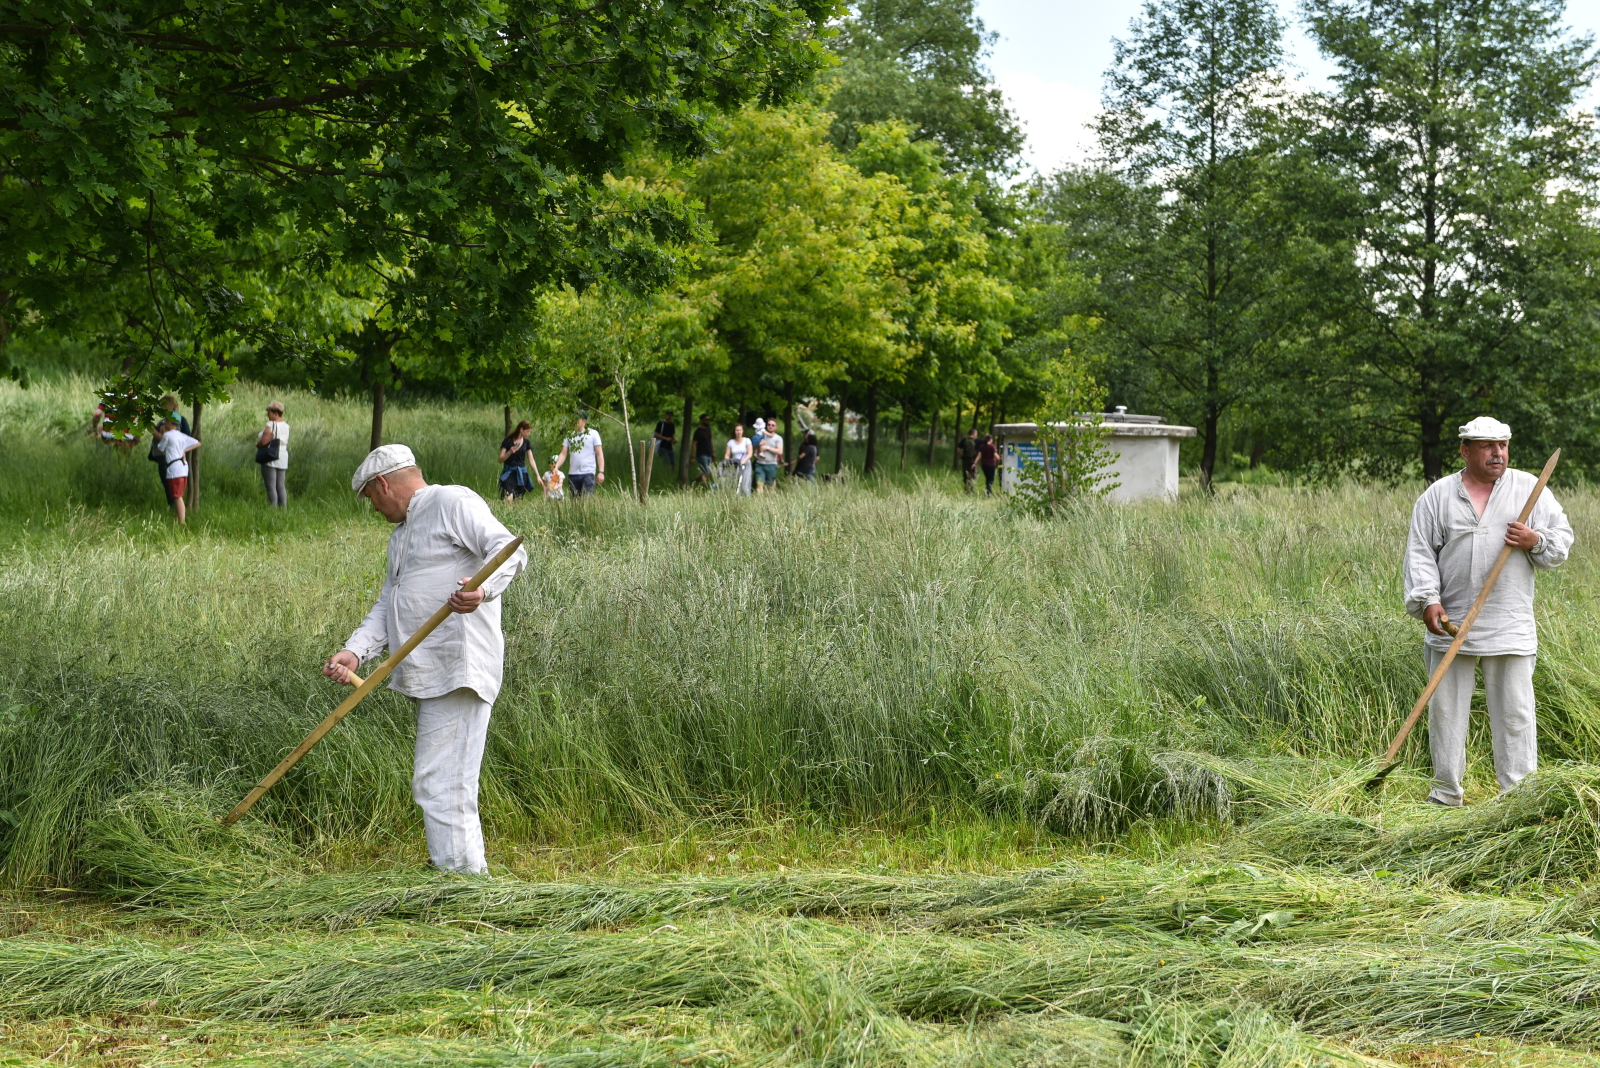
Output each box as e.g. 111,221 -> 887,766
1379,452 -> 1560,765
223,536 -> 525,824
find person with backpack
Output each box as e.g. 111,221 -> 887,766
152,418 -> 202,524
147,394 -> 192,488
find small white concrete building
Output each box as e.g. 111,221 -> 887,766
993,410 -> 1196,502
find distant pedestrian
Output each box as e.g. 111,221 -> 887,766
978,434 -> 999,496
151,418 -> 201,524
255,400 -> 290,508
792,431 -> 820,481
653,412 -> 677,468
498,420 -> 538,501
555,414 -> 605,497
724,424 -> 752,495
754,419 -> 783,493
958,427 -> 980,494
692,414 -> 715,484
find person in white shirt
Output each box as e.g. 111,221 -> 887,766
256,400 -> 290,508
723,423 -> 752,495
1403,416 -> 1574,806
322,444 -> 529,873
150,419 -> 201,525
554,414 -> 605,497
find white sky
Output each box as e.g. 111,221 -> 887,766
973,0 -> 1600,175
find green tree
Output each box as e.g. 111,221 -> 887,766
1304,0 -> 1600,480
823,0 -> 1022,173
535,284 -> 687,499
847,121 -> 1012,473
690,106 -> 906,471
1084,0 -> 1307,490
1007,354 -> 1119,516
0,0 -> 835,396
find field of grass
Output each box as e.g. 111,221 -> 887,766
5,374 -> 1600,1065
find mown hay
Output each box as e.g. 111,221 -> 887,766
1246,762 -> 1600,891
6,919 -> 1600,1045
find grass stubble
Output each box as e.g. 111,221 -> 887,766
7,378 -> 1600,1064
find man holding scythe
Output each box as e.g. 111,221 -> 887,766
1402,417 -> 1573,806
322,444 -> 528,873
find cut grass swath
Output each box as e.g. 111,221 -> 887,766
6,919 -> 1600,1045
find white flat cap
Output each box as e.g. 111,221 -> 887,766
352,443 -> 418,493
1459,416 -> 1513,441
753,418 -> 765,430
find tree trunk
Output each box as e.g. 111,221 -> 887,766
952,400 -> 963,470
783,382 -> 795,465
503,404 -> 512,438
926,409 -> 939,466
679,393 -> 694,486
1199,363 -> 1221,493
616,374 -> 638,502
370,381 -> 385,452
638,439 -> 655,503
864,383 -> 881,474
899,406 -> 910,468
186,400 -> 202,513
833,390 -> 848,475
1249,438 -> 1265,469
1420,394 -> 1445,483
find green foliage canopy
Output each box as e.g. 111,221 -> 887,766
0,0 -> 836,393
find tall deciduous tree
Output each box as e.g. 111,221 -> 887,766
1088,0 -> 1306,490
847,121 -> 1012,472
0,0 -> 834,394
823,0 -> 1022,173
691,106 -> 905,462
1305,0 -> 1600,480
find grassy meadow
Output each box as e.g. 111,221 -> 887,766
5,374 -> 1600,1065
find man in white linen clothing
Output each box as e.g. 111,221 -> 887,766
322,444 -> 528,872
1402,416 -> 1573,807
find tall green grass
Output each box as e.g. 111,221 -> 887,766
2,376 -> 1599,886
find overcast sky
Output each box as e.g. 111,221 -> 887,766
973,0 -> 1600,175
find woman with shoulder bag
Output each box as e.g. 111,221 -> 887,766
255,401 -> 290,507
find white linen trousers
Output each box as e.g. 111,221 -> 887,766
414,687 -> 493,873
1425,648 -> 1538,807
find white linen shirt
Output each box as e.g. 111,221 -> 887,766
344,485 -> 528,703
1403,468 -> 1573,656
